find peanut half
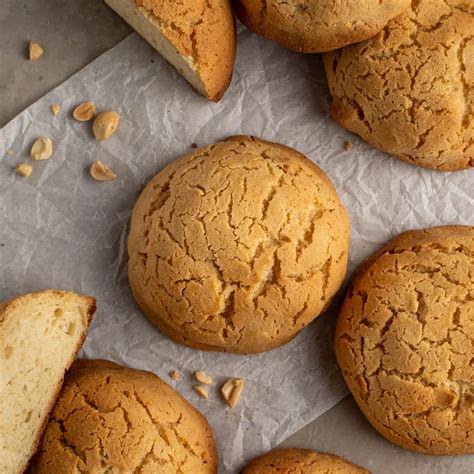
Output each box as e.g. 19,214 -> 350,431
90,160 -> 117,182
73,101 -> 96,122
221,378 -> 244,408
93,111 -> 120,141
195,371 -> 213,385
31,137 -> 53,161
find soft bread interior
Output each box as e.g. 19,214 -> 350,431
105,0 -> 208,97
0,292 -> 94,473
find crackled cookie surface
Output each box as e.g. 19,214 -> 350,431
324,0 -> 474,171
106,0 -> 236,101
128,136 -> 350,353
243,448 -> 369,473
234,0 -> 410,53
30,360 -> 217,473
336,226 -> 474,454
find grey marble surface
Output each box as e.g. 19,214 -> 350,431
1,2 -> 472,473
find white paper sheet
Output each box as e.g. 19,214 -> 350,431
0,29 -> 472,472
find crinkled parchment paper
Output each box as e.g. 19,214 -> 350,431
1,29 -> 473,472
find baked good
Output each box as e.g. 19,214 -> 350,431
0,290 -> 96,474
323,0 -> 474,171
30,360 -> 217,473
242,448 -> 369,473
105,0 -> 236,101
335,226 -> 474,454
128,135 -> 350,354
234,0 -> 410,53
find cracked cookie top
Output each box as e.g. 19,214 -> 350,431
242,448 -> 369,473
324,0 -> 474,171
134,0 -> 235,101
29,360 -> 217,473
336,226 -> 474,455
128,135 -> 350,354
234,0 -> 410,53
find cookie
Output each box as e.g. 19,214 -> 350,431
324,0 -> 474,171
335,226 -> 474,454
128,135 -> 350,354
0,290 -> 95,474
105,0 -> 236,101
234,0 -> 410,53
242,448 -> 369,473
30,360 -> 217,473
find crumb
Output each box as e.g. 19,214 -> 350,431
194,385 -> 209,399
14,163 -> 33,177
169,370 -> 181,381
6,149 -> 14,157
50,104 -> 61,116
191,143 -> 198,149
344,141 -> 353,151
29,41 -> 44,61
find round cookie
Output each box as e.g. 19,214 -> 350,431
324,0 -> 474,171
30,360 -> 217,473
242,448 -> 369,473
335,226 -> 474,455
234,0 -> 410,53
128,135 -> 350,354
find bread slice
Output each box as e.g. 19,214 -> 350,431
105,0 -> 236,101
0,290 -> 96,474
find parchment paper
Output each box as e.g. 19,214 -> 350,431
1,29 -> 472,473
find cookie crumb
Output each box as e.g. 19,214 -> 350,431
90,160 -> 117,181
191,143 -> 198,149
344,141 -> 353,151
50,104 -> 61,116
6,149 -> 14,157
221,378 -> 244,408
29,41 -> 44,61
169,370 -> 181,381
194,385 -> 209,399
14,163 -> 33,177
195,371 -> 213,385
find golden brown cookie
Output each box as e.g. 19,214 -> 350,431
324,0 -> 474,171
242,448 -> 369,473
105,0 -> 236,101
336,226 -> 474,454
128,135 -> 350,354
30,360 -> 217,473
234,0 -> 410,53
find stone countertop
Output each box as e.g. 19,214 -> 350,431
1,2 -> 472,472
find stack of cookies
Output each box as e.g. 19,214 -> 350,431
2,0 -> 472,472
